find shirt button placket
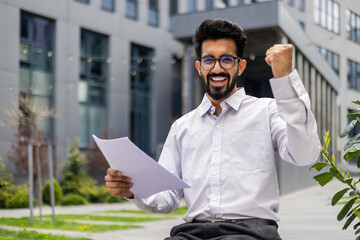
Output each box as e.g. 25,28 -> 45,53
209,117 -> 222,217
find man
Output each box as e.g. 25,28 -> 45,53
105,19 -> 320,239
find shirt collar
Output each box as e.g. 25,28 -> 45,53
198,88 -> 246,117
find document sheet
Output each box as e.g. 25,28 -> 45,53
93,135 -> 190,198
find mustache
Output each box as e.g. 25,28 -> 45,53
207,73 -> 230,81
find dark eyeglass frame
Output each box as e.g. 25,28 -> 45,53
199,55 -> 241,71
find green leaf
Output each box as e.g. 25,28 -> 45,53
341,120 -> 358,138
313,172 -> 335,187
332,188 -> 350,206
347,112 -> 360,118
338,197 -> 357,221
350,191 -> 359,197
310,162 -> 328,172
357,156 -> 360,168
344,149 -> 360,162
344,134 -> 360,151
352,100 -> 360,105
354,221 -> 360,230
343,178 -> 353,185
354,208 -> 360,218
355,227 -> 360,235
343,212 -> 356,230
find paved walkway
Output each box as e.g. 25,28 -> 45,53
0,180 -> 356,239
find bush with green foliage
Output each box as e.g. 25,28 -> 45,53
311,100 -> 360,239
60,193 -> 88,206
42,179 -> 63,205
6,184 -> 36,208
0,156 -> 14,208
79,181 -> 109,203
60,138 -> 115,204
106,194 -> 126,203
60,138 -> 88,195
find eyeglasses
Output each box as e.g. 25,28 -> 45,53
199,55 -> 241,71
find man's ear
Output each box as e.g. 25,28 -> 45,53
238,59 -> 247,76
195,60 -> 201,76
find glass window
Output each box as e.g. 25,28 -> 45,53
347,10 -> 360,45
206,0 -> 213,10
348,59 -> 360,92
316,46 -> 339,75
149,0 -> 159,27
102,0 -> 115,11
75,0 -> 90,4
20,11 -> 54,138
130,43 -> 154,154
79,29 -> 108,147
126,0 -> 138,19
313,0 -> 339,34
188,0 -> 196,13
299,0 -> 305,12
169,0 -> 178,31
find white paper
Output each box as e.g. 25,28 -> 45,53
93,135 -> 190,198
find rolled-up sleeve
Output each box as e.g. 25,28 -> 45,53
269,70 -> 320,166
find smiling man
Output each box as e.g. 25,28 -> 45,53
105,19 -> 320,240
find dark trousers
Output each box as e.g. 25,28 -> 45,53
164,221 -> 282,240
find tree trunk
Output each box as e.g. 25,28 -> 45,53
34,127 -> 42,221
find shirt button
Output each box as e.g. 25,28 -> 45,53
214,147 -> 219,152
216,125 -> 220,128
212,171 -> 217,175
213,198 -> 217,201
211,106 -> 215,111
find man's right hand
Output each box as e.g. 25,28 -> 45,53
105,168 -> 134,198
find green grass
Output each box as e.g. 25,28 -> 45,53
44,214 -> 167,222
0,217 -> 142,232
105,206 -> 188,216
0,227 -> 91,240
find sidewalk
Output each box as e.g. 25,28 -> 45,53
0,180 -> 356,239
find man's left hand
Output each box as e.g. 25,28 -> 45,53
265,44 -> 293,78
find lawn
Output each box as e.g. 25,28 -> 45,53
0,217 -> 142,232
45,214 -> 167,222
0,228 -> 92,240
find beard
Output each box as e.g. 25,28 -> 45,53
200,70 -> 238,101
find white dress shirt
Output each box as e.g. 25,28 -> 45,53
130,69 -> 320,223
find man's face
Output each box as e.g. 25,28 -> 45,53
195,38 -> 246,102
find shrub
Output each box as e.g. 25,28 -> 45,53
0,156 -> 14,208
42,179 -> 63,205
311,100 -> 360,238
106,194 -> 126,203
60,193 -> 88,206
6,185 -> 37,209
79,183 -> 109,203
60,138 -> 89,195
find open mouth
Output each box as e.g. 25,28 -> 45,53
210,76 -> 228,87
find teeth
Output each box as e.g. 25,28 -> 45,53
211,77 -> 226,81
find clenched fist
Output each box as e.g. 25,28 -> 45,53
265,44 -> 293,78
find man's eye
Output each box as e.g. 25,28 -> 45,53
202,58 -> 214,64
221,57 -> 233,63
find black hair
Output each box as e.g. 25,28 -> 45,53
193,18 -> 247,59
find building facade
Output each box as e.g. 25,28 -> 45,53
0,0 -> 359,193
0,0 -> 183,181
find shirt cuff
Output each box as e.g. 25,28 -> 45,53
269,69 -> 299,100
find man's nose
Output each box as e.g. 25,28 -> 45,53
212,59 -> 223,72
